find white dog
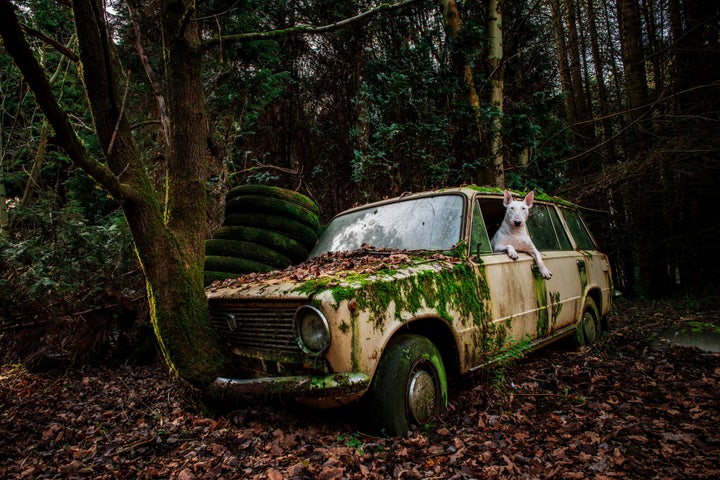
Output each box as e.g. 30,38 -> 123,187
491,190 -> 552,279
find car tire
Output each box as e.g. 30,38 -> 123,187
225,195 -> 321,233
211,226 -> 309,263
224,213 -> 319,250
575,297 -> 600,347
226,185 -> 320,216
204,255 -> 276,275
203,270 -> 240,284
203,186 -> 322,286
363,334 -> 448,436
205,239 -> 292,269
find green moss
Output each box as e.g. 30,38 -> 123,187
533,271 -> 549,337
449,240 -> 468,260
348,262 -> 492,331
550,291 -> 562,328
148,258 -> 225,387
330,285 -> 357,306
684,321 -> 720,335
295,277 -> 334,294
294,259 -> 493,334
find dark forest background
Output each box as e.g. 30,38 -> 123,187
1,0 -> 718,366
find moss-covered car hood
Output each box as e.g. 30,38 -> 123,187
206,249 -> 469,305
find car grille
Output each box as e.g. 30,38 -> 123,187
209,300 -> 302,355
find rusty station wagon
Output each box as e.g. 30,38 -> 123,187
207,186 -> 613,435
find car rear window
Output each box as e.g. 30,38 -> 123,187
527,204 -> 573,251
561,208 -> 598,250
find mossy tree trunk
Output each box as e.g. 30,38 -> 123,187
76,0 -> 224,385
0,0 -> 224,386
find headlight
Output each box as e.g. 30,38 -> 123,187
294,306 -> 331,355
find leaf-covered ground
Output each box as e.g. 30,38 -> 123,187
1,299 -> 719,479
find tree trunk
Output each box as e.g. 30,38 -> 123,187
0,183 -> 8,238
486,0 -> 505,188
617,0 -> 650,155
77,0 -> 224,385
439,0 -> 481,116
16,48 -> 71,217
670,0 -> 720,291
585,0 -> 613,157
564,0 -> 592,143
549,0 -> 576,126
640,0 -> 664,109
616,0 -> 664,295
19,121 -> 48,207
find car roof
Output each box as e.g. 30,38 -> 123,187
333,186 -> 577,219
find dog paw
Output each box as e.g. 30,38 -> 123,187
506,246 -> 518,260
540,268 -> 552,279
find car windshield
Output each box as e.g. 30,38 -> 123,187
311,194 -> 465,256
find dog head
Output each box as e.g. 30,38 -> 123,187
503,190 -> 534,228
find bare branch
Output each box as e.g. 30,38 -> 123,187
20,23 -> 79,62
201,0 -> 427,50
126,0 -> 170,145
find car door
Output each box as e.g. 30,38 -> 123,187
559,206 -> 613,313
471,196 -> 584,345
526,203 -> 584,334
467,197 -> 549,361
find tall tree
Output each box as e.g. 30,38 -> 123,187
617,0 -> 650,154
585,0 -> 613,159
486,0 -> 505,187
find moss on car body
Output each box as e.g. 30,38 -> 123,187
295,257 -> 492,333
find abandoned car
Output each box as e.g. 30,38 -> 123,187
206,186 -> 613,435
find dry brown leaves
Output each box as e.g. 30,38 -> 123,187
206,248 -> 461,292
1,299 -> 719,479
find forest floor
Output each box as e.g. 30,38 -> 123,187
1,298 -> 719,479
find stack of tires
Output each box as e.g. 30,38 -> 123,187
204,185 -> 322,284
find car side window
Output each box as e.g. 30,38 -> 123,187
561,208 -> 597,250
527,204 -> 573,251
470,201 -> 493,255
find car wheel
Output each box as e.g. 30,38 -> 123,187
363,334 -> 448,436
575,297 -> 600,347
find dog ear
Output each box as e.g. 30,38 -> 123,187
524,191 -> 535,208
503,189 -> 513,206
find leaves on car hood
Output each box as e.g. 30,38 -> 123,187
206,246 -> 462,293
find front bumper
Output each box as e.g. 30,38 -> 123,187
209,372 -> 370,399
